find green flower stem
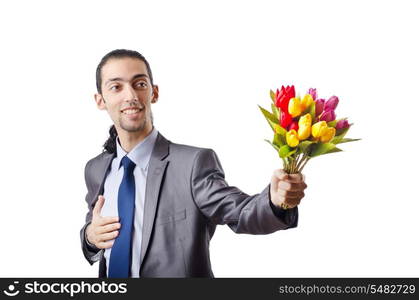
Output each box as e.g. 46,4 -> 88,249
285,157 -> 291,173
297,156 -> 310,173
292,156 -> 298,173
295,153 -> 303,171
291,157 -> 295,173
287,154 -> 301,174
288,157 -> 294,173
296,153 -> 307,171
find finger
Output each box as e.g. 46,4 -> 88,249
97,240 -> 115,249
97,216 -> 119,226
286,172 -> 305,183
278,181 -> 307,192
271,169 -> 288,192
98,231 -> 119,242
276,189 -> 305,198
280,196 -> 303,206
98,222 -> 121,234
278,180 -> 291,191
273,169 -> 289,181
93,195 -> 105,216
285,198 -> 301,207
285,197 -> 303,205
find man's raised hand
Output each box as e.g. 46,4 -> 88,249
85,195 -> 120,249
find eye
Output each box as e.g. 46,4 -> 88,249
109,85 -> 120,91
135,81 -> 147,88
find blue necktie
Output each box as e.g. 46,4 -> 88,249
109,156 -> 136,278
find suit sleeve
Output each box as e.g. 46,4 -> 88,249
190,148 -> 298,234
80,159 -> 103,265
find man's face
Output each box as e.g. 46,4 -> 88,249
95,57 -> 158,134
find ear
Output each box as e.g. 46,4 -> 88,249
151,85 -> 159,103
94,93 -> 107,110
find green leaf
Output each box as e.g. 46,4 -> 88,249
327,120 -> 337,127
309,142 -> 337,157
271,103 -> 280,120
267,119 -> 287,136
335,138 -> 361,144
298,140 -> 315,154
324,147 -> 343,154
259,105 -> 279,132
331,127 -> 350,144
279,145 -> 297,158
258,105 -> 278,124
279,145 -> 290,158
265,139 -> 281,152
270,89 -> 276,103
287,148 -> 297,157
273,133 -> 285,148
309,102 -> 316,121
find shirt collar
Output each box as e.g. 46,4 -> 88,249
115,126 -> 159,171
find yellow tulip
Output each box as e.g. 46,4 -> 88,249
298,113 -> 312,140
300,94 -> 314,111
299,113 -> 312,127
311,121 -> 328,138
288,97 -> 302,117
286,129 -> 299,147
320,127 -> 336,143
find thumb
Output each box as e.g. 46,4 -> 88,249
271,169 -> 288,191
93,195 -> 105,217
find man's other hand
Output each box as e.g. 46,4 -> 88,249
85,195 -> 120,249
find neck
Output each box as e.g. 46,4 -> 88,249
116,124 -> 153,153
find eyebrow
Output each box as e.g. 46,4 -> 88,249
105,73 -> 149,85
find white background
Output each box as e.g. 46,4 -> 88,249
0,0 -> 418,277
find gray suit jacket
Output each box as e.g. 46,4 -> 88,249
80,132 -> 298,277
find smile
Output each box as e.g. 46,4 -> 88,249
121,107 -> 144,115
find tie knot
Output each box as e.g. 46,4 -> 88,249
120,156 -> 136,172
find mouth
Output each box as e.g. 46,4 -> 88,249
120,106 -> 144,116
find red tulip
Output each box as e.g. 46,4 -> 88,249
288,121 -> 299,132
280,111 -> 292,129
275,85 -> 295,112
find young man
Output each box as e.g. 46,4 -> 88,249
80,49 -> 307,278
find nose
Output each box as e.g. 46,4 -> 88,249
122,84 -> 138,102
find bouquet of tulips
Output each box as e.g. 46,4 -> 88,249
259,85 -> 360,174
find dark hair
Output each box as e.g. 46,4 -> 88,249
96,49 -> 154,153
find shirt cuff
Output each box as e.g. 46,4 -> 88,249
85,224 -> 101,252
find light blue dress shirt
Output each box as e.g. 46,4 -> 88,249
100,127 -> 158,278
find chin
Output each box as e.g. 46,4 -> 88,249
120,121 -> 147,133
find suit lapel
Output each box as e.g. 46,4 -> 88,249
140,132 -> 170,268
92,152 -> 116,205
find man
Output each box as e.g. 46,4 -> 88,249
80,49 -> 307,278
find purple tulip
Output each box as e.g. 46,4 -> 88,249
315,99 -> 325,116
336,119 -> 350,130
319,109 -> 336,122
325,96 -> 339,111
307,88 -> 317,101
